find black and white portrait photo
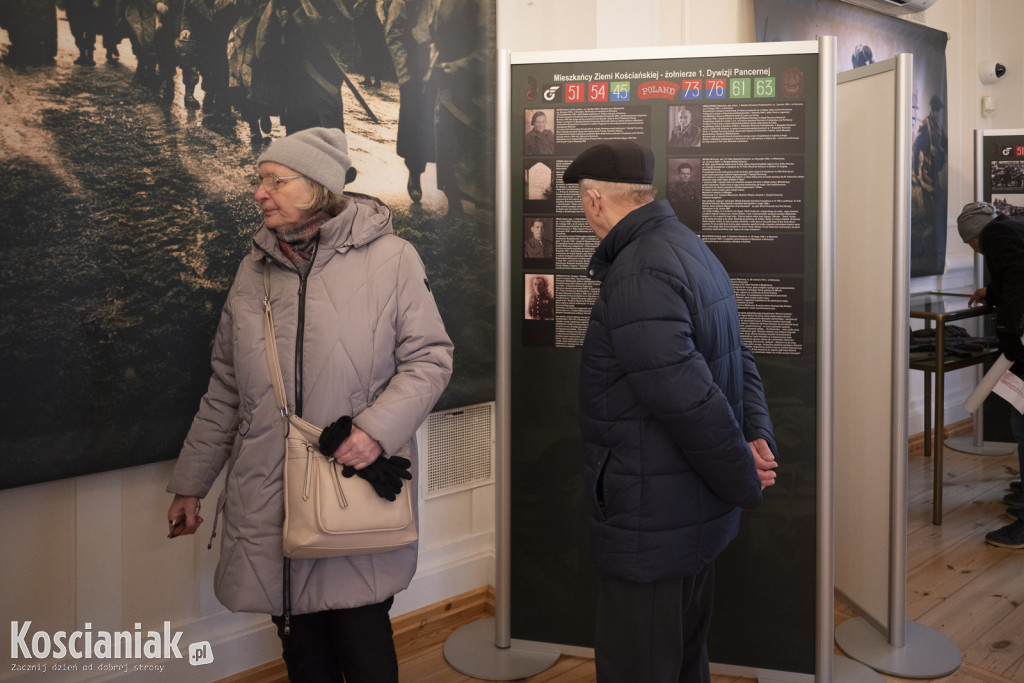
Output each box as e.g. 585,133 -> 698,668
524,273 -> 555,321
667,158 -> 702,230
668,103 -> 702,148
524,108 -> 554,155
523,216 -> 554,262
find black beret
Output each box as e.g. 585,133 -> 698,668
562,140 -> 655,185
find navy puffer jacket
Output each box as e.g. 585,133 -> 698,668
579,200 -> 775,583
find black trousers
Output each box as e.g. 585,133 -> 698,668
595,563 -> 715,683
271,598 -> 399,683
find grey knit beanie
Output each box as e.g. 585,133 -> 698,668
257,127 -> 352,195
956,201 -> 997,242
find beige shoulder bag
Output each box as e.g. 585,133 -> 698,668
262,266 -> 417,559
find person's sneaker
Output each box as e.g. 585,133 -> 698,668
1004,491 -> 1024,506
1011,480 -> 1022,492
1007,507 -> 1023,521
986,519 -> 1024,548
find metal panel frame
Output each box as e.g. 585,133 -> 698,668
818,34 -> 838,683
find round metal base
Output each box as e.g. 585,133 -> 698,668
945,437 -> 1015,456
443,618 -> 561,681
834,654 -> 885,683
835,618 -> 961,679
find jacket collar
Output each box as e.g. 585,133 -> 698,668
252,192 -> 393,269
588,199 -> 676,281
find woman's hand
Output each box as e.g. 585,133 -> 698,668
332,425 -> 383,470
167,494 -> 203,538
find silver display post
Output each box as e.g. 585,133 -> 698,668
817,36 -> 885,683
442,48 -> 561,680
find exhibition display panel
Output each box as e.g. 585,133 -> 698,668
450,38 -> 836,681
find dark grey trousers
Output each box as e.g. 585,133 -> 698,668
595,563 -> 715,683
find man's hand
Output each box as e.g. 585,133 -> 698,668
749,439 -> 778,490
167,494 -> 203,538
968,287 -> 987,307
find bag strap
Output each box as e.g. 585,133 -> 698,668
263,266 -> 291,419
263,265 -> 297,637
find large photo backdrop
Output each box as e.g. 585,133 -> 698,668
0,0 -> 496,490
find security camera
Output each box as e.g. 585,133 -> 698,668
979,61 -> 1007,85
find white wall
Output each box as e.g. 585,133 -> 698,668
3,1 -> 1022,681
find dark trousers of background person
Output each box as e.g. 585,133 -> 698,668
1010,410 -> 1024,491
595,563 -> 715,683
271,597 -> 399,682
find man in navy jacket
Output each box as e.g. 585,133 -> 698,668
564,141 -> 778,683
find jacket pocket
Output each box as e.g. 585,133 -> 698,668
588,448 -> 611,520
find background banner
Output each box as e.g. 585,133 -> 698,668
755,0 -> 948,277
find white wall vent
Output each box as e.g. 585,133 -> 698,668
422,402 -> 495,499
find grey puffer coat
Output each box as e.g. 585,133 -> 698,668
167,193 -> 453,615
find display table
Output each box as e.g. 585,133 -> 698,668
909,290 -> 1000,524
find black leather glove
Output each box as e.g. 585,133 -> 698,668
342,455 -> 413,501
997,331 -> 1024,363
318,416 -> 352,458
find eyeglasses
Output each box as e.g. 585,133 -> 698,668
250,174 -> 304,192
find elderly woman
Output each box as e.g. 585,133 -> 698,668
165,127 -> 453,681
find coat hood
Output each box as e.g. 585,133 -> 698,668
251,192 -> 394,266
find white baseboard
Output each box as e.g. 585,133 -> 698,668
394,532 -> 496,616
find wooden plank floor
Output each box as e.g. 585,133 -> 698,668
222,443 -> 1024,683
870,443 -> 1024,683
